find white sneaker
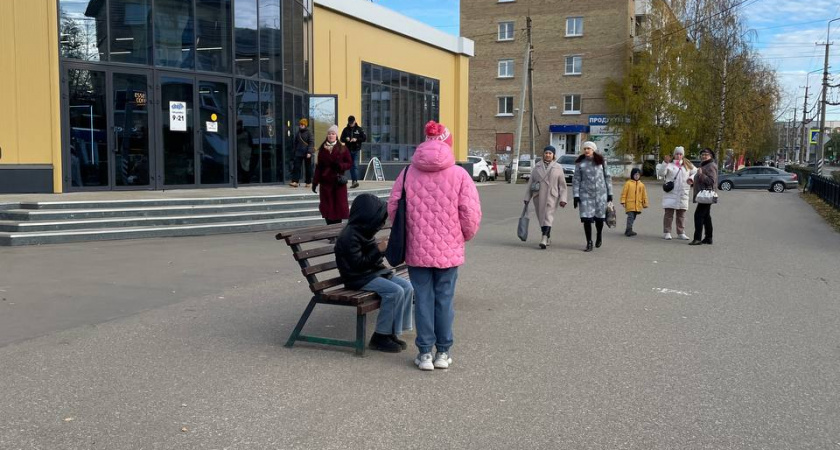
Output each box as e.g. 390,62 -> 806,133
677,233 -> 690,240
664,233 -> 672,240
433,352 -> 453,369
539,235 -> 548,249
415,352 -> 434,371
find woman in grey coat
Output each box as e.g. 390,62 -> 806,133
524,146 -> 568,249
573,141 -> 613,252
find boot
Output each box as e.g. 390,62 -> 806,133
688,239 -> 703,246
289,182 -> 299,188
546,237 -> 551,247
390,334 -> 408,350
595,235 -> 603,248
351,181 -> 360,189
539,235 -> 548,249
584,241 -> 594,252
369,332 -> 402,353
701,237 -> 713,245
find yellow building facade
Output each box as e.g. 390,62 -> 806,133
0,0 -> 471,193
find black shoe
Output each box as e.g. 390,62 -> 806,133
688,240 -> 703,246
351,181 -> 360,189
369,332 -> 402,353
595,236 -> 602,248
628,231 -> 637,237
701,237 -> 713,245
584,241 -> 594,252
624,229 -> 631,237
390,334 -> 407,350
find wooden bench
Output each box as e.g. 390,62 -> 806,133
276,223 -> 407,356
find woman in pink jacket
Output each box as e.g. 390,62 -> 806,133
387,121 -> 482,371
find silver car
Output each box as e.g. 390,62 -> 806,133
559,155 -> 576,183
717,167 -> 798,193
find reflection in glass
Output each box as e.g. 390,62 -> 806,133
236,79 -> 260,183
283,91 -> 295,182
109,0 -> 151,64
59,0 -> 106,61
284,0 -> 311,90
196,0 -> 232,73
199,81 -> 230,184
260,83 -> 279,183
259,0 -> 282,81
235,0 -> 258,77
309,96 -> 336,145
161,77 -> 195,185
68,69 -> 108,187
155,0 -> 195,68
113,73 -> 151,186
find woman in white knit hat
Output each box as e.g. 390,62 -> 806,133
657,146 -> 696,240
573,141 -> 612,252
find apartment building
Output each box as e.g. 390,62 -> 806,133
461,0 -> 640,160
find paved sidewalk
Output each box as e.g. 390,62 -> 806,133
0,183 -> 838,449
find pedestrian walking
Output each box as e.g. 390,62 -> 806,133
335,193 -> 413,353
340,115 -> 366,189
387,120 -> 482,371
524,145 -> 568,249
620,168 -> 649,237
312,125 -> 352,225
573,141 -> 613,252
658,146 -> 695,240
290,118 -> 314,188
689,147 -> 718,246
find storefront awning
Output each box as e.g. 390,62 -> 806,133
549,124 -> 589,133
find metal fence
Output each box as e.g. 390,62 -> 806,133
809,174 -> 840,210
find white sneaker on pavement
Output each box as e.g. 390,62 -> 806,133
677,233 -> 690,240
433,352 -> 453,369
664,233 -> 672,240
415,352 -> 434,371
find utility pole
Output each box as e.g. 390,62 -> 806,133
817,17 -> 839,176
511,16 -> 532,182
800,85 -> 809,164
527,16 -> 535,163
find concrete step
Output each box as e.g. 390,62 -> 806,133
0,216 -> 329,246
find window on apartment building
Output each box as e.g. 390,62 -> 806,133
498,59 -> 514,78
498,96 -> 514,116
498,21 -> 515,41
564,94 -> 581,114
566,17 -> 583,37
564,56 -> 582,75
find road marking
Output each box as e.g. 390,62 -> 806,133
652,288 -> 697,296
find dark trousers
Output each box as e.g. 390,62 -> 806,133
693,204 -> 713,241
292,156 -> 312,184
626,212 -> 638,231
349,150 -> 359,182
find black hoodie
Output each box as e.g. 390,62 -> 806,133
334,193 -> 392,290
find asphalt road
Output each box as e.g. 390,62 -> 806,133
1,182 -> 839,449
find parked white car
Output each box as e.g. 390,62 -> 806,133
468,156 -> 493,182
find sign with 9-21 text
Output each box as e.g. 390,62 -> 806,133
169,101 -> 187,132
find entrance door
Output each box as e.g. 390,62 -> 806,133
158,74 -> 233,187
113,72 -> 153,188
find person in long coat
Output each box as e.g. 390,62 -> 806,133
573,141 -> 613,252
524,145 -> 568,249
312,125 -> 353,224
657,146 -> 696,240
689,147 -> 719,246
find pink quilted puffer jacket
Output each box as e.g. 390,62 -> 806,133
387,140 -> 482,268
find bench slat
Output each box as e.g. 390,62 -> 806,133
301,260 -> 338,277
276,222 -> 344,241
294,245 -> 335,261
310,276 -> 344,293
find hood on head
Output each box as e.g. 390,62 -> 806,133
630,168 -> 641,180
349,193 -> 387,235
411,139 -> 455,173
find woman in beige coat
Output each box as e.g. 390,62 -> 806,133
524,146 -> 568,249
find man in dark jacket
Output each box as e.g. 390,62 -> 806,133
335,193 -> 413,353
291,118 -> 313,188
340,115 -> 366,188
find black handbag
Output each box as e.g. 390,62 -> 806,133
337,174 -> 348,185
663,167 -> 680,192
385,166 -> 410,266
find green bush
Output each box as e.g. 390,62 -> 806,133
642,160 -> 656,178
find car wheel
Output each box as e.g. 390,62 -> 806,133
478,172 -> 488,183
720,181 -> 733,191
771,182 -> 785,193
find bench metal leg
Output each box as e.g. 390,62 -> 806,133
355,313 -> 367,357
286,298 -> 317,348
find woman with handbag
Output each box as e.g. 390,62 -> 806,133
312,125 -> 353,225
573,141 -> 612,252
524,145 -> 568,249
387,121 -> 482,371
657,146 -> 696,240
689,148 -> 718,246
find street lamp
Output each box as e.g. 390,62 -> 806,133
816,17 -> 840,176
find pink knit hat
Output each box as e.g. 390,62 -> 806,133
424,121 -> 453,148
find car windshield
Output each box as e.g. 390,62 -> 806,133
519,160 -> 531,167
559,155 -> 576,165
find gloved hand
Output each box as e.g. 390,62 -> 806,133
607,195 -> 613,203
573,197 -> 580,209
312,184 -> 318,194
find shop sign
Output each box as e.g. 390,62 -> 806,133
169,101 -> 187,132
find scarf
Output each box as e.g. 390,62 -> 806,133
323,140 -> 337,152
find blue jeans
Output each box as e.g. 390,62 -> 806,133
407,266 -> 458,354
361,275 -> 414,335
350,150 -> 359,182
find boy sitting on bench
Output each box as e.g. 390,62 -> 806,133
334,193 -> 414,353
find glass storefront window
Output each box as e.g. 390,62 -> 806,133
259,0 -> 282,81
199,80 -> 230,184
235,0 -> 259,77
196,0 -> 232,73
113,73 -> 151,187
155,0 -> 195,69
59,0 -> 107,61
110,0 -> 152,65
259,83 -> 279,183
67,69 -> 108,187
236,79 -> 260,184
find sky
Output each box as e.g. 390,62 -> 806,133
377,0 -> 840,121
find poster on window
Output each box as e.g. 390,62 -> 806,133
169,101 -> 187,132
